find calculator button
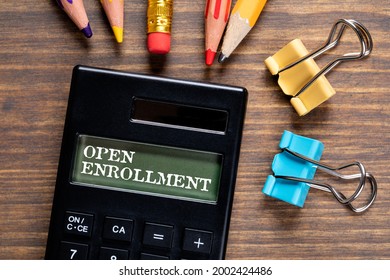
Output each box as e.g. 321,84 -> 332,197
183,229 -> 213,254
103,217 -> 133,242
64,211 -> 94,237
143,223 -> 173,248
99,247 -> 129,260
60,241 -> 89,260
140,253 -> 170,260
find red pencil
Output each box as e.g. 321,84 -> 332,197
205,0 -> 232,66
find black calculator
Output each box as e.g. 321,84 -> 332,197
45,65 -> 247,260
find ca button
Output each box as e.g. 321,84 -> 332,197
103,217 -> 133,242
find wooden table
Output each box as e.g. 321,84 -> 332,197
0,0 -> 389,260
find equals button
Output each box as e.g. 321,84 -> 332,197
143,223 -> 173,248
153,234 -> 165,240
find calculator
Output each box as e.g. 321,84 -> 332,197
45,65 -> 247,260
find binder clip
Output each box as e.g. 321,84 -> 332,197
262,131 -> 377,212
264,19 -> 373,116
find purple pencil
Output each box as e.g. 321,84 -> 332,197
56,0 -> 92,38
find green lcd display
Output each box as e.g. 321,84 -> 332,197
71,135 -> 223,204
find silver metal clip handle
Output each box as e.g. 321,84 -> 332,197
275,148 -> 377,213
279,19 -> 373,97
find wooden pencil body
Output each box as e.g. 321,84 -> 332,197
58,0 -> 90,31
220,0 -> 267,59
101,0 -> 124,29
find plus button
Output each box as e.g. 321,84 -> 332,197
183,229 -> 213,254
194,238 -> 204,249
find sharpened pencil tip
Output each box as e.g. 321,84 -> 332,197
205,49 -> 216,66
218,53 -> 228,63
112,26 -> 123,43
81,23 -> 93,38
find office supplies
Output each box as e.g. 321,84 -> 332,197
56,0 -> 93,38
205,0 -> 232,66
262,131 -> 377,213
147,0 -> 173,54
45,65 -> 247,260
264,19 -> 373,116
218,0 -> 267,63
100,0 -> 124,43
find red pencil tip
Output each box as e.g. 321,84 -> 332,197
205,49 -> 216,66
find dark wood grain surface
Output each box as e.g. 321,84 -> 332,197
0,0 -> 389,259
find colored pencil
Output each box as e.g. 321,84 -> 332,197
205,0 -> 232,66
218,0 -> 267,63
56,0 -> 93,38
100,0 -> 124,43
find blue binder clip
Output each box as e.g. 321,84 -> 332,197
262,131 -> 377,212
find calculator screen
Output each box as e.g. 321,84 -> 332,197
71,135 -> 223,204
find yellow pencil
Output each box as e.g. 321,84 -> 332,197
100,0 -> 124,43
218,0 -> 267,63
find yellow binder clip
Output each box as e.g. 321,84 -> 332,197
264,19 -> 373,116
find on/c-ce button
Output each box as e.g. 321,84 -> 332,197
64,211 -> 94,237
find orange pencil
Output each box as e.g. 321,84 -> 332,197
56,0 -> 92,38
100,0 -> 124,43
205,0 -> 232,66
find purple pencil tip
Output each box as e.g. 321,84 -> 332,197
82,23 -> 93,38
